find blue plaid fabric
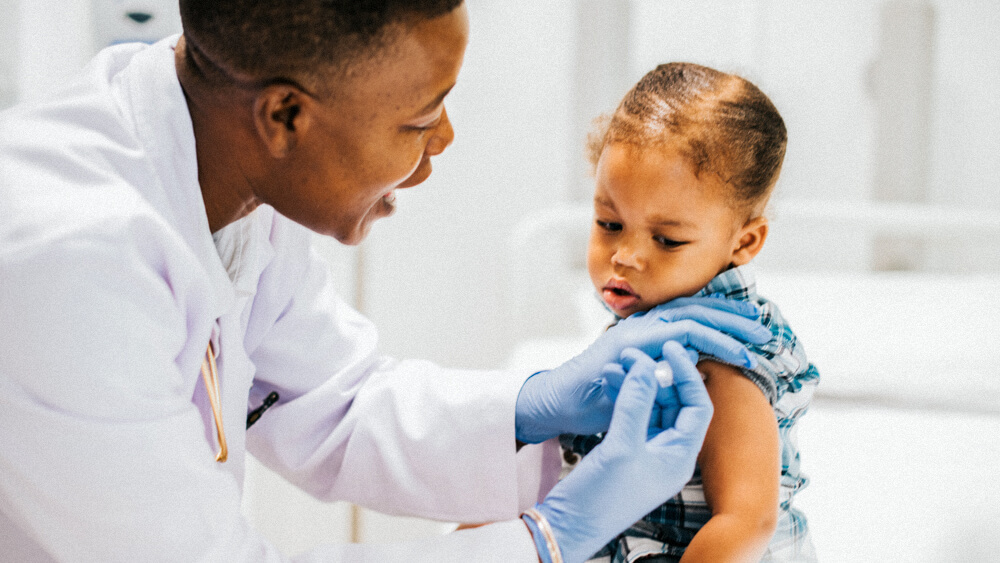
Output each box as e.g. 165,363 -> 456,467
561,265 -> 819,562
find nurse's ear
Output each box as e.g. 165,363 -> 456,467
252,85 -> 316,158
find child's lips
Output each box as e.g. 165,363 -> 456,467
602,280 -> 641,312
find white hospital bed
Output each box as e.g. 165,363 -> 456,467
503,201 -> 1000,562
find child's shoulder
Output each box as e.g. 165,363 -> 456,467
753,293 -> 797,345
698,265 -> 796,345
699,266 -> 820,402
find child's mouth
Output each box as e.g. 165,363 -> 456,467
602,280 -> 640,312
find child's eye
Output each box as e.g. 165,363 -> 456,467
654,235 -> 687,249
596,220 -> 622,232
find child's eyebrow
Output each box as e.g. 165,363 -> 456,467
594,196 -> 696,228
593,195 -> 616,209
649,215 -> 697,228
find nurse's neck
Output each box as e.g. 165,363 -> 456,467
175,35 -> 265,234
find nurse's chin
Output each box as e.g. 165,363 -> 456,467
334,201 -> 396,245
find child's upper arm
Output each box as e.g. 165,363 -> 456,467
697,359 -> 780,525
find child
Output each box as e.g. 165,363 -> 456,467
560,62 -> 819,562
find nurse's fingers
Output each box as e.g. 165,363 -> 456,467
604,355 -> 659,448
599,362 -> 626,403
648,294 -> 761,319
644,297 -> 770,345
651,342 -> 713,444
653,361 -> 680,430
654,320 -> 758,369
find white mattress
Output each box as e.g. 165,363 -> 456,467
796,401 -> 1000,562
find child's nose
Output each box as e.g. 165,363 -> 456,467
612,245 -> 643,270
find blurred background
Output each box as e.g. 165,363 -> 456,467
2,0 -> 997,561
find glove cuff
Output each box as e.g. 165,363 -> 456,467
514,371 -> 552,444
521,505 -> 564,563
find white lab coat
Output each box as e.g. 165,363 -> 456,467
0,37 -> 558,561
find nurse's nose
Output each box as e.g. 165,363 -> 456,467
425,107 -> 454,157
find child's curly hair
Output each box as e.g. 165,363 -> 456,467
587,62 -> 787,215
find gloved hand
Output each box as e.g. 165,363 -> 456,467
529,344 -> 713,563
515,295 -> 769,444
596,344 -> 700,436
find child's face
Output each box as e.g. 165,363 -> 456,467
587,143 -> 759,318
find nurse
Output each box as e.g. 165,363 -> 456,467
0,1 -> 771,561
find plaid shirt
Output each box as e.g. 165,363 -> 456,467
561,265 -> 819,562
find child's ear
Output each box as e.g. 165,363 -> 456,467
730,216 -> 768,267
252,85 -> 315,158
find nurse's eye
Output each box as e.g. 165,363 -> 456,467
654,235 -> 687,249
404,114 -> 443,134
405,124 -> 436,133
596,219 -> 622,232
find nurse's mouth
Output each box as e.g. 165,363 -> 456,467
381,191 -> 397,215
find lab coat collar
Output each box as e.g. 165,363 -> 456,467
121,35 -> 236,319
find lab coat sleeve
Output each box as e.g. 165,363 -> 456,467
245,221 -> 561,522
0,219 -> 548,562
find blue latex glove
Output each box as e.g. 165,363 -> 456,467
515,295 -> 769,444
596,344 -> 700,437
533,344 -> 714,563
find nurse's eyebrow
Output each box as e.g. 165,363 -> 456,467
414,83 -> 455,116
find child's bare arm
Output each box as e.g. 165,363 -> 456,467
679,360 -> 780,563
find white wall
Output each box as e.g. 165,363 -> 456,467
359,0 -> 577,369
926,1 -> 1000,272
4,0 -> 183,105
0,0 -> 18,108
14,0 -> 95,100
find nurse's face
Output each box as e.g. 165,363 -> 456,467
262,5 -> 468,244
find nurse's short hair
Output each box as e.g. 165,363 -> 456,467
179,0 -> 463,87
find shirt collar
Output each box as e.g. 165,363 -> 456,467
696,264 -> 758,301
211,206 -> 277,299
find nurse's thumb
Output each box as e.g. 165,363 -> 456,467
604,355 -> 658,448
